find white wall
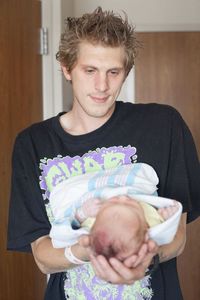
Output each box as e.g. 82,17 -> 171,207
73,0 -> 200,31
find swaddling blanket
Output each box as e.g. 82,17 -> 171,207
49,163 -> 182,248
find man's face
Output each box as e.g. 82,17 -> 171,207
62,42 -> 126,120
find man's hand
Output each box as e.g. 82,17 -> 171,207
79,235 -> 158,284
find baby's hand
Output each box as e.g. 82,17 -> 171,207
82,198 -> 102,217
76,198 -> 102,222
158,200 -> 179,220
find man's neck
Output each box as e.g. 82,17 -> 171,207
59,105 -> 115,136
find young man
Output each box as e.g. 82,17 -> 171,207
7,7 -> 200,300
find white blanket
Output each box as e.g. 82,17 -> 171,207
49,163 -> 182,248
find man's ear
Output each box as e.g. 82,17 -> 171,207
61,65 -> 72,81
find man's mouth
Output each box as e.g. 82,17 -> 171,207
90,95 -> 109,102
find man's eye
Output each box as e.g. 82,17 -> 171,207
110,70 -> 119,75
85,69 -> 95,74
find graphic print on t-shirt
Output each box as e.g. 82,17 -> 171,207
39,145 -> 153,300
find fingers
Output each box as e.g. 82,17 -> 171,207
123,254 -> 138,268
158,201 -> 179,220
147,239 -> 158,253
90,239 -> 159,285
109,255 -> 152,283
90,251 -> 155,284
93,198 -> 102,204
108,195 -> 130,205
124,243 -> 148,268
109,257 -> 139,283
124,240 -> 157,270
82,198 -> 102,217
158,206 -> 174,220
90,254 -> 127,284
133,243 -> 148,267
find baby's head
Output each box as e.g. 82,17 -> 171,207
90,195 -> 148,261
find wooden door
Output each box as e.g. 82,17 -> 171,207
135,32 -> 200,300
0,1 -> 46,299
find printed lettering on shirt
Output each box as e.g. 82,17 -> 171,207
39,145 -> 153,300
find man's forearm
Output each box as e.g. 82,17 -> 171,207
31,236 -> 89,274
158,213 -> 187,263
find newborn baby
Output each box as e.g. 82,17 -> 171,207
75,195 -> 179,261
49,163 -> 182,251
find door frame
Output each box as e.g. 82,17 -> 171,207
41,0 -> 63,119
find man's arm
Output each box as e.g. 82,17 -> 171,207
31,212 -> 186,279
158,212 -> 187,262
31,236 -> 90,274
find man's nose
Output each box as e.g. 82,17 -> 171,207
95,73 -> 109,92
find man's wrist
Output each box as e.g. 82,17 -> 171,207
64,245 -> 89,265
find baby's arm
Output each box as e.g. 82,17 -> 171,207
158,200 -> 179,220
75,198 -> 102,223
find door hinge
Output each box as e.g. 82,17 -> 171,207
39,27 -> 49,55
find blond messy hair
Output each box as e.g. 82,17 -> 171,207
56,7 -> 139,76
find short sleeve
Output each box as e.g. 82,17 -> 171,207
7,133 -> 51,252
163,107 -> 200,223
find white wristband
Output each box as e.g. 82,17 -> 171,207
64,246 -> 86,265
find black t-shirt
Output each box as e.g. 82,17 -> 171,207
7,102 -> 200,300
